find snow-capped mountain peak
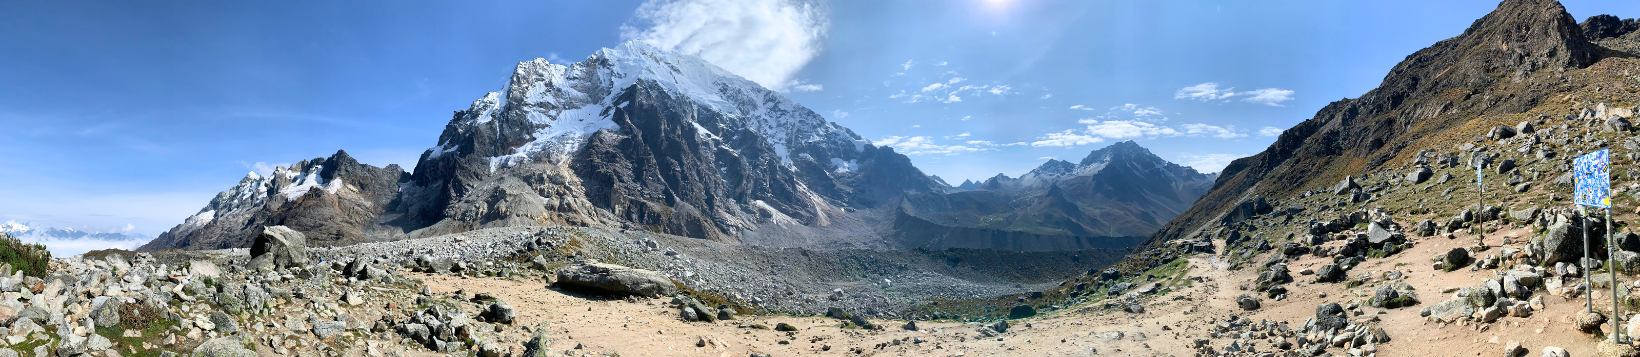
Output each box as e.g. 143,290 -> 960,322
450,40 -> 867,173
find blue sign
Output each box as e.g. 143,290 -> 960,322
1574,149 -> 1611,208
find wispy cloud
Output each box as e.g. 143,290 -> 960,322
1177,153 -> 1245,173
1040,94 -> 1053,99
901,60 -> 914,70
622,0 -> 829,92
1069,105 -> 1093,111
874,136 -> 997,155
831,110 -> 849,119
1240,88 -> 1295,106
1175,82 -> 1237,101
1180,123 -> 1246,139
1031,131 -> 1104,147
1031,104 -> 1248,146
1175,82 -> 1295,106
1258,127 -> 1284,137
238,161 -> 289,176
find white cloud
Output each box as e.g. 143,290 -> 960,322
921,82 -> 947,92
1069,105 -> 1093,111
1241,88 -> 1295,106
935,61 -> 949,66
547,52 -> 570,64
1040,93 -> 1053,99
911,125 -> 921,128
1258,126 -> 1284,137
1175,82 -> 1237,101
1177,153 -> 1244,173
1180,123 -> 1246,138
1038,156 -> 1057,160
1175,82 -> 1295,106
956,132 -> 970,137
622,0 -> 829,92
831,110 -> 849,119
240,161 -> 287,176
988,85 -> 1011,95
1031,130 -> 1105,147
947,77 -> 965,84
901,60 -> 914,70
873,136 -> 996,155
960,115 -> 972,121
1081,120 -> 1181,139
942,94 -> 962,103
783,79 -> 823,92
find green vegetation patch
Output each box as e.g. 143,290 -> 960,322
0,233 -> 51,277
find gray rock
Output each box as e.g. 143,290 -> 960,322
1366,222 -> 1402,246
89,299 -> 120,328
849,314 -> 877,329
1419,299 -> 1474,322
190,336 -> 257,357
209,311 -> 238,334
1617,251 -> 1640,274
485,301 -> 515,324
1575,311 -> 1607,334
247,226 -> 309,272
1315,264 -> 1344,283
554,261 -> 678,297
520,323 -> 554,357
1516,121 -> 1535,135
1542,217 -> 1584,266
1489,125 -> 1516,140
1541,346 -> 1569,357
86,333 -> 112,351
1509,207 -> 1539,222
1008,304 -> 1037,319
1236,294 -> 1260,310
1407,167 -> 1433,184
1370,285 -> 1404,308
1443,248 -> 1470,270
1334,176 -> 1359,195
188,260 -> 221,278
680,307 -> 699,322
1496,159 -> 1516,174
313,320 -> 346,339
1610,117 -> 1633,132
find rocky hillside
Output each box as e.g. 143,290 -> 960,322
1138,0 -> 1623,257
890,141 -> 1217,251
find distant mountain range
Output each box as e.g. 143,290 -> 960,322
1,220 -> 149,242
140,42 -> 1218,252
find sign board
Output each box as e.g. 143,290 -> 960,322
1574,148 -> 1611,208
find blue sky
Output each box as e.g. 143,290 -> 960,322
1,0 -> 1634,237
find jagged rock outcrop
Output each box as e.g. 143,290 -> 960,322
141,150 -> 407,251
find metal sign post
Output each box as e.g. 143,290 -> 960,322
1573,148 -> 1614,341
1477,164 -> 1485,243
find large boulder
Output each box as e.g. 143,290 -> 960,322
1407,167 -> 1433,184
554,261 -> 678,297
247,226 -> 309,272
1540,216 -> 1604,266
89,299 -> 120,328
1333,176 -> 1359,195
1488,125 -> 1516,140
1365,221 -> 1403,247
190,336 -> 257,357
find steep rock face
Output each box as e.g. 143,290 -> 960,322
392,42 -> 940,241
147,41 -> 943,250
1143,0 -> 1613,248
896,141 -> 1215,250
140,150 -> 406,251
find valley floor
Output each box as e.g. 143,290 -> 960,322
386,225 -> 1620,357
